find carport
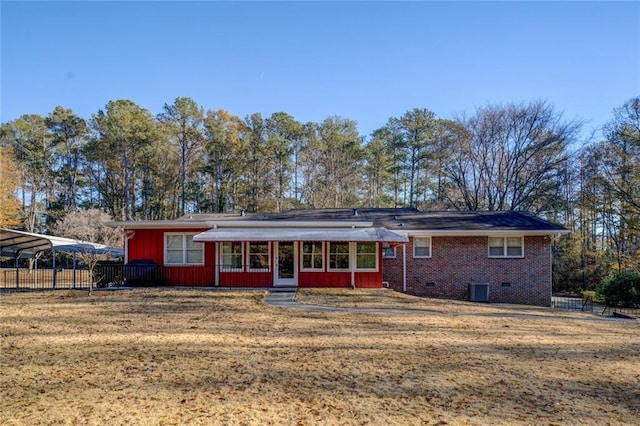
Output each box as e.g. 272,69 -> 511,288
0,228 -> 123,289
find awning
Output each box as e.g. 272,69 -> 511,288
0,228 -> 124,258
193,227 -> 408,243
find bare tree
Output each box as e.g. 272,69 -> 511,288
55,209 -> 122,294
447,100 -> 579,213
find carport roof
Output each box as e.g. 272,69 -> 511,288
0,228 -> 124,258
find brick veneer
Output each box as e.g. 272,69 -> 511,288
383,236 -> 552,306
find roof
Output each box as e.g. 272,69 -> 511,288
193,227 -> 409,243
374,210 -> 568,235
109,208 -> 567,236
0,228 -> 124,259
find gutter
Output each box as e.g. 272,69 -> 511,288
107,220 -> 374,229
403,243 -> 407,293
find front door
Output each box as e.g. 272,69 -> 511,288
274,241 -> 297,286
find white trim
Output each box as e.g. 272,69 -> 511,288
219,241 -> 244,272
355,241 -> 378,272
110,220 -> 374,229
488,236 -> 524,258
193,227 -> 407,243
124,235 -> 129,264
327,241 -> 379,272
214,242 -> 220,286
274,241 -> 298,286
413,236 -> 432,259
402,244 -> 407,292
246,241 -> 271,272
215,220 -> 373,228
301,241 -> 325,271
164,233 -> 204,266
328,241 -> 351,271
382,243 -> 396,259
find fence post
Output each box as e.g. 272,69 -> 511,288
15,257 -> 19,289
52,250 -> 57,289
73,252 -> 77,289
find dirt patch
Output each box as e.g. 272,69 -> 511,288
1,289 -> 639,425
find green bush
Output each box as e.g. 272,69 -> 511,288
595,271 -> 640,308
581,290 -> 605,303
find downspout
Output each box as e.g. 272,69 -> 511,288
402,243 -> 407,293
124,233 -> 129,264
548,235 -> 553,307
350,231 -> 356,289
214,241 -> 220,287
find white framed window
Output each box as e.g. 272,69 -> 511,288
247,241 -> 270,271
165,233 -> 204,265
356,242 -> 377,270
382,243 -> 396,259
302,241 -> 324,271
327,242 -> 380,271
221,241 -> 243,271
413,236 -> 431,258
328,242 -> 350,270
488,236 -> 524,258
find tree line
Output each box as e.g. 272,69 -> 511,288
1,96 -> 639,291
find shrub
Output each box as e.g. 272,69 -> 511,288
595,271 -> 640,308
581,290 -> 605,303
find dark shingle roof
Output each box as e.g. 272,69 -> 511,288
374,210 -> 567,232
177,208 -> 566,233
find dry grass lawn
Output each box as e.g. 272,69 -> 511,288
1,288 -> 639,425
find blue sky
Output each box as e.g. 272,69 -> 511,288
1,1 -> 639,139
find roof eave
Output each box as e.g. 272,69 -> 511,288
393,229 -> 569,236
108,220 -> 374,229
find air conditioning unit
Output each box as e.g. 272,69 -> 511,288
468,283 -> 489,302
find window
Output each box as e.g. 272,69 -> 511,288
356,242 -> 377,269
302,241 -> 324,270
248,241 -> 270,271
329,242 -> 350,270
488,236 -> 523,258
382,243 -> 396,258
413,237 -> 431,258
221,241 -> 243,271
165,234 -> 204,265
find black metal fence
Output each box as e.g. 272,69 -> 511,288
0,267 -> 93,291
552,295 -> 639,317
1,264 -> 276,292
552,296 -> 596,312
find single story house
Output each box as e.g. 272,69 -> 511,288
109,208 -> 567,306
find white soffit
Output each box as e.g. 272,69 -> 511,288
108,220 -> 374,229
193,227 -> 409,243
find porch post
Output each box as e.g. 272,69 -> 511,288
402,243 -> 407,293
214,242 -> 219,286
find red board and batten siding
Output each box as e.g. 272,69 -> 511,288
127,228 -> 384,288
297,242 -> 383,289
127,228 -> 215,286
383,236 -> 552,306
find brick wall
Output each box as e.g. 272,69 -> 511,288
383,236 -> 552,306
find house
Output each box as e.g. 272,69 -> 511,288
109,208 -> 567,306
